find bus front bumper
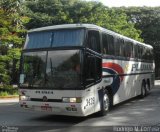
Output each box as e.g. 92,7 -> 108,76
19,101 -> 86,117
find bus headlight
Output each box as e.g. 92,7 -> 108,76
19,95 -> 30,101
62,97 -> 82,103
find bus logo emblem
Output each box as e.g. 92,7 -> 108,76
43,96 -> 48,102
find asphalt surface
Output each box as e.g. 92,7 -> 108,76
0,81 -> 160,132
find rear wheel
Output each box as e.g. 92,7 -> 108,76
140,82 -> 146,98
98,89 -> 110,116
146,80 -> 150,94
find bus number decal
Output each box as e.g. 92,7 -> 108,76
86,97 -> 95,107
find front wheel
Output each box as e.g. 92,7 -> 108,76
145,82 -> 150,95
98,90 -> 110,116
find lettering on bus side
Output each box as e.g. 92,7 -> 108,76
35,91 -> 54,94
131,64 -> 153,72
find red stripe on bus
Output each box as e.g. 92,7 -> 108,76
102,62 -> 124,81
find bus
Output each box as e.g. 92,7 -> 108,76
19,24 -> 155,117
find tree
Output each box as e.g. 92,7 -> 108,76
0,0 -> 29,85
24,0 -> 142,41
122,7 -> 160,77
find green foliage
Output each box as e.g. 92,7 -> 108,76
2,75 -> 11,84
0,0 -> 29,85
0,91 -> 8,96
122,7 -> 160,45
0,88 -> 18,96
2,84 -> 13,89
1,0 -> 159,84
24,0 -> 142,41
121,7 -> 160,77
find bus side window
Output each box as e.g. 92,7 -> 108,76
114,37 -> 121,56
138,45 -> 143,59
129,41 -> 133,58
142,46 -> 145,60
144,47 -> 147,60
123,41 -> 128,57
102,33 -> 108,54
85,53 -> 95,86
146,48 -> 150,60
133,44 -> 136,58
124,41 -> 132,58
120,39 -> 124,57
134,44 -> 138,59
107,34 -> 114,55
95,57 -> 102,81
85,53 -> 102,86
87,30 -> 101,53
102,33 -> 114,55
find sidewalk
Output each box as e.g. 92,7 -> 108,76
0,96 -> 19,103
155,80 -> 160,86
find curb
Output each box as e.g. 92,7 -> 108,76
0,95 -> 19,99
0,96 -> 19,103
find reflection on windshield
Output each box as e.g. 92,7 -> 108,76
46,50 -> 80,89
21,52 -> 46,87
20,50 -> 81,89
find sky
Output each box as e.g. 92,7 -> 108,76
89,0 -> 160,7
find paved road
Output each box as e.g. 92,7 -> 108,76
0,81 -> 160,132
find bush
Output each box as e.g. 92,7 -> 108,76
3,84 -> 13,89
0,91 -> 9,96
2,75 -> 11,85
0,86 -> 18,96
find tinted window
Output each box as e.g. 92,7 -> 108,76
143,48 -> 153,61
138,45 -> 143,59
132,44 -> 136,58
24,31 -> 52,49
114,37 -> 123,56
24,29 -> 85,49
102,33 -> 114,55
142,46 -> 146,59
46,50 -> 81,89
119,39 -> 124,57
85,53 -> 95,86
85,52 -> 102,86
95,57 -> 102,80
20,51 -> 47,87
52,29 -> 85,47
124,41 -> 132,58
128,41 -> 133,58
87,30 -> 101,53
107,34 -> 114,55
20,50 -> 81,89
134,45 -> 139,59
102,33 -> 109,54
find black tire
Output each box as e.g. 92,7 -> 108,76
98,89 -> 110,116
140,82 -> 146,98
146,80 -> 150,94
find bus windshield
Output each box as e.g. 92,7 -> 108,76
20,50 -> 81,89
24,29 -> 85,49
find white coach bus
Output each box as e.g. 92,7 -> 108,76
19,24 -> 155,116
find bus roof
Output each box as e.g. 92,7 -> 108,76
28,24 -> 152,49
28,24 -> 100,32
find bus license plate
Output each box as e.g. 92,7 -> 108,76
41,106 -> 52,112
